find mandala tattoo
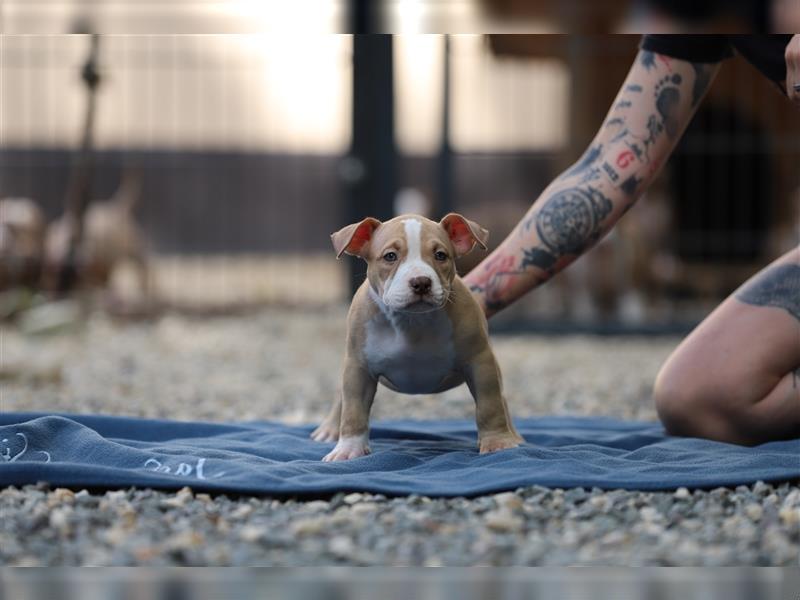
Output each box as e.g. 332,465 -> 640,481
535,186 -> 613,256
735,263 -> 800,322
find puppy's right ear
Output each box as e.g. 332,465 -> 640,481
331,217 -> 381,259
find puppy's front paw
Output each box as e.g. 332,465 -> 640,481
322,434 -> 370,462
479,433 -> 523,454
311,421 -> 339,443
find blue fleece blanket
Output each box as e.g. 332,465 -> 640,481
0,413 -> 797,496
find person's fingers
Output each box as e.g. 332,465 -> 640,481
786,35 -> 800,105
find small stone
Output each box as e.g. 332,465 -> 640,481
493,492 -> 523,511
103,526 -> 130,545
160,487 -> 193,508
291,517 -> 328,536
640,507 -> 662,522
600,530 -> 628,546
778,506 -> 800,527
49,507 -> 72,535
50,488 -> 75,505
238,525 -> 268,543
674,487 -> 690,500
484,509 -> 524,533
680,519 -> 703,532
351,502 -> 379,515
744,504 -> 763,522
163,531 -> 204,551
105,490 -> 127,502
304,500 -> 330,512
343,493 -> 365,505
230,504 -> 254,519
329,535 -> 355,557
783,490 -> 800,508
752,481 -> 770,496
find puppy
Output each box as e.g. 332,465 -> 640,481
312,213 -> 523,461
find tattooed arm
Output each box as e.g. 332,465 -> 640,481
464,51 -> 721,317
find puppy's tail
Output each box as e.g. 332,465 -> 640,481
111,167 -> 144,213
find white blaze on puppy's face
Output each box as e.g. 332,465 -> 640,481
381,218 -> 446,310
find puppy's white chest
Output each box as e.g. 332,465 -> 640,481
363,312 -> 456,394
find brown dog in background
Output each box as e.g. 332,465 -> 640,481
0,197 -> 46,290
43,171 -> 149,297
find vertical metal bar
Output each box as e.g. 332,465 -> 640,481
343,23 -> 397,296
436,34 -> 453,217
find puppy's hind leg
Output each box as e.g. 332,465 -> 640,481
311,393 -> 342,442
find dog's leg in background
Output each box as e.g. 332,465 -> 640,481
130,251 -> 151,302
322,361 -> 377,461
310,393 -> 342,442
465,349 -> 523,453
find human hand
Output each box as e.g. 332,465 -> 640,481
787,35 -> 800,105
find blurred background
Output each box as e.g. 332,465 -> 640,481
0,1 -> 798,335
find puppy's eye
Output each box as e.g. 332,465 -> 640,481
434,250 -> 448,261
383,251 -> 398,262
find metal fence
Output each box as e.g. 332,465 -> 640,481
1,34 -> 797,325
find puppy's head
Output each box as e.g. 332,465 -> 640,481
332,213 -> 488,313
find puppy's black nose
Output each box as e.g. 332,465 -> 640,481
409,276 -> 432,295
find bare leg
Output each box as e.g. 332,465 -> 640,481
654,247 -> 800,445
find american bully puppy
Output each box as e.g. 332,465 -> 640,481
312,213 -> 523,461
44,171 -> 148,295
0,197 -> 46,290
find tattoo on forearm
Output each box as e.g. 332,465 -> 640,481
655,74 -> 682,139
473,54 -> 713,313
520,246 -> 557,272
516,185 -> 615,283
469,253 -> 538,312
620,175 -> 641,195
640,51 -> 656,71
565,145 -> 603,178
470,185 -> 615,311
735,263 -> 800,322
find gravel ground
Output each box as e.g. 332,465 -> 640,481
1,307 -> 798,566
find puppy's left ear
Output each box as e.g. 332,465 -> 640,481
440,213 -> 489,257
